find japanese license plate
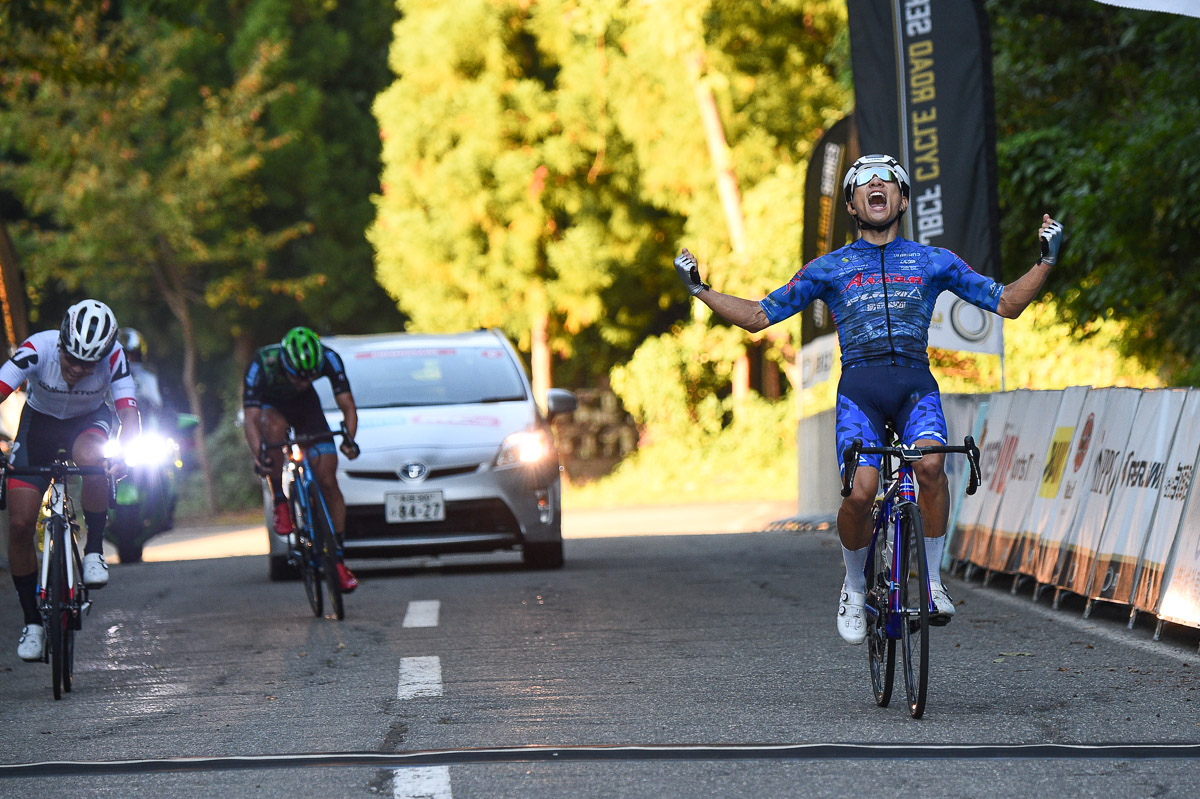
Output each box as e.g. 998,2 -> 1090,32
385,491 -> 446,523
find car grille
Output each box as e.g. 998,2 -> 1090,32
344,498 -> 520,540
345,464 -> 480,481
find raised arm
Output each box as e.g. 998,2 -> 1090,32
674,248 -> 770,332
996,214 -> 1063,319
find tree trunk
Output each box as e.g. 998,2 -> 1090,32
151,242 -> 217,514
687,53 -> 753,410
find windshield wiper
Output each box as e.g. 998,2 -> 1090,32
477,395 -> 526,403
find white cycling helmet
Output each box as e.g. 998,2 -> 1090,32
60,299 -> 119,362
842,154 -> 911,203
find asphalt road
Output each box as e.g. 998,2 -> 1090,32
1,503 -> 1198,798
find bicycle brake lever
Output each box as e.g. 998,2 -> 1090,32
841,439 -> 863,497
964,435 -> 981,496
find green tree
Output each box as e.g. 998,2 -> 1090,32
987,2 -> 1200,383
371,0 -> 680,404
1,21 -> 304,511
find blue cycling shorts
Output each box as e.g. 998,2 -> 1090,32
835,365 -> 947,474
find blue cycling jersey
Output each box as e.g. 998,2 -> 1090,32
760,237 -> 1003,369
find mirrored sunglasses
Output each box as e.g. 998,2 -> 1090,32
853,166 -> 899,187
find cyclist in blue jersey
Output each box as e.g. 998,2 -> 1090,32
674,153 -> 1064,644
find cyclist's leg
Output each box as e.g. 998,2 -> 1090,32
894,370 -> 954,617
256,405 -> 294,533
256,405 -> 291,494
70,407 -> 118,587
834,369 -> 889,644
310,448 -> 344,533
9,409 -> 55,652
73,421 -> 113,548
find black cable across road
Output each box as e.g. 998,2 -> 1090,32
4,742 -> 1200,777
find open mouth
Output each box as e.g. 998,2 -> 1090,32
868,191 -> 887,211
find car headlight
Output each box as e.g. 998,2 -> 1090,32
495,430 -> 551,467
122,433 -> 177,467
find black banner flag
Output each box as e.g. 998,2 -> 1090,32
846,0 -> 1003,353
800,114 -> 858,352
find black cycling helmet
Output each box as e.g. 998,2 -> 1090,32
842,154 -> 911,203
280,326 -> 323,379
60,299 -> 119,362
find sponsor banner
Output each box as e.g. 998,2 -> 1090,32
847,0 -> 1002,355
951,391 -> 1015,564
1033,388 -> 1117,586
1088,389 -> 1187,604
1016,386 -> 1089,578
1157,434 -> 1200,629
943,394 -> 988,567
1059,388 -> 1143,597
801,333 -> 839,388
984,391 -> 1065,574
928,292 -> 1004,355
1131,389 -> 1200,614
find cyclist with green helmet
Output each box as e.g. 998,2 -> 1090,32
242,326 -> 360,592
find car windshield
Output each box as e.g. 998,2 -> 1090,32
316,346 -> 528,410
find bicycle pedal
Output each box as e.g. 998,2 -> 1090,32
929,615 -> 952,627
81,600 -> 92,616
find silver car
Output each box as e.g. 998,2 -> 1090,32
265,329 -> 576,578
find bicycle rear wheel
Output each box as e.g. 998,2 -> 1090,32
865,510 -> 895,707
899,503 -> 930,718
45,518 -> 69,700
309,484 -> 344,621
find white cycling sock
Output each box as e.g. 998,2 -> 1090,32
924,535 -> 946,587
841,544 -> 870,593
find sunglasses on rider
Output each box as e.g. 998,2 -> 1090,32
852,166 -> 900,187
62,352 -> 99,371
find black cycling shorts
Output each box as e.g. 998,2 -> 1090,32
10,404 -> 114,493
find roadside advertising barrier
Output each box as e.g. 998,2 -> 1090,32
943,386 -> 1200,645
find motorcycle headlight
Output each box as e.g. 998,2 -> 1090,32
495,430 -> 551,468
124,433 -> 176,467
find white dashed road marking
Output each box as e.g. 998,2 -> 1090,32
403,600 -> 440,628
393,765 -> 453,799
397,655 -> 443,699
395,604 -> 450,796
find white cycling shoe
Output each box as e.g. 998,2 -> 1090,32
837,588 -> 867,645
930,584 -> 956,624
83,552 -> 109,588
18,624 -> 45,661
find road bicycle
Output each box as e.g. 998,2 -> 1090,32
0,454 -> 115,699
841,430 -> 981,719
259,425 -> 351,621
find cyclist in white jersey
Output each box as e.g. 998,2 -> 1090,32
0,300 -> 140,661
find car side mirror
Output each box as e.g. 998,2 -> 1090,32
545,388 -> 577,421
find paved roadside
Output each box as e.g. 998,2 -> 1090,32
109,499 -> 801,563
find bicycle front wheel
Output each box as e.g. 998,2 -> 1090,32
293,491 -> 323,618
899,503 -> 930,719
865,511 -> 895,707
45,518 -> 69,700
309,483 -> 344,621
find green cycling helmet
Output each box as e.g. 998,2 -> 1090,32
280,326 -> 323,379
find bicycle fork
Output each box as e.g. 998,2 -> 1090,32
883,469 -> 934,637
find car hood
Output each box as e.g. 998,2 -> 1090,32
328,403 -> 536,451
